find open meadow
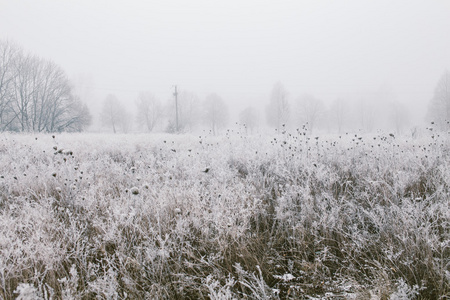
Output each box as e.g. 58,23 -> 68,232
0,130 -> 449,299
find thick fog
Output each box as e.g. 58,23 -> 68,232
1,0 -> 450,133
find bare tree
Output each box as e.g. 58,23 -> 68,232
32,59 -> 69,132
266,82 -> 290,131
239,106 -> 259,134
203,93 -> 229,135
100,94 -> 125,133
0,40 -> 21,130
10,53 -> 34,131
0,39 -> 91,132
426,71 -> 450,131
295,94 -> 325,134
136,91 -> 162,132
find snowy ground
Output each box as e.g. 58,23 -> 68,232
0,131 -> 448,299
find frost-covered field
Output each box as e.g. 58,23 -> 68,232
0,131 -> 449,299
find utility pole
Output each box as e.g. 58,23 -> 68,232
173,85 -> 179,132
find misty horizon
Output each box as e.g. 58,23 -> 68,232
1,0 -> 450,133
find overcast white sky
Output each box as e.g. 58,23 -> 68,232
1,0 -> 450,121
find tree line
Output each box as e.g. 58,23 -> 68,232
100,91 -> 231,135
100,84 -> 413,135
0,40 -> 91,132
266,72 -> 450,135
265,82 -> 412,135
100,70 -> 450,135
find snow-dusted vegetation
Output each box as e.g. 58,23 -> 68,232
0,130 -> 449,299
